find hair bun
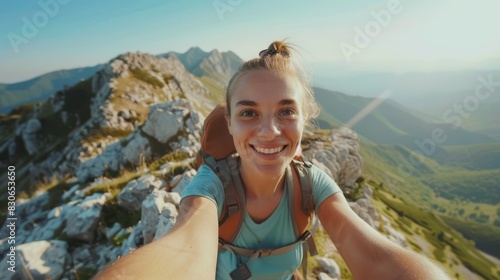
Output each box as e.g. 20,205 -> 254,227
259,41 -> 290,58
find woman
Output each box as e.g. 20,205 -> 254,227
95,41 -> 448,279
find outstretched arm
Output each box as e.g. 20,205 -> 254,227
318,193 -> 449,280
94,196 -> 218,279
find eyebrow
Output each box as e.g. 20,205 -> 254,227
235,99 -> 298,107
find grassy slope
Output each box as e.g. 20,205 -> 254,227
431,142 -> 500,170
461,101 -> 500,140
371,185 -> 500,280
359,139 -> 500,260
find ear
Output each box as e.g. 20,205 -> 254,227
225,113 -> 233,135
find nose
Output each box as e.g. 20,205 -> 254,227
257,115 -> 280,140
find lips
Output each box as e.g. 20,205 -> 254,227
252,145 -> 286,155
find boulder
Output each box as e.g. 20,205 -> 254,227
121,132 -> 152,165
172,169 -> 197,195
315,257 -> 341,279
303,127 -> 362,189
142,101 -> 188,144
141,190 -> 178,244
117,174 -> 166,211
65,193 -> 111,243
22,118 -> 42,155
0,240 -> 68,280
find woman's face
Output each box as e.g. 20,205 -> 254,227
227,70 -> 304,177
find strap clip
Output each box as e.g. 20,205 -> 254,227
299,230 -> 312,241
230,264 -> 251,280
256,249 -> 273,258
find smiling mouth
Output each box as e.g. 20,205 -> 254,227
252,145 -> 286,155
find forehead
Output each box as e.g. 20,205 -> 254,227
231,70 -> 302,104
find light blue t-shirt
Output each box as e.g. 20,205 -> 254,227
181,164 -> 341,280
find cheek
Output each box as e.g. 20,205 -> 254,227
285,120 -> 303,139
229,121 -> 251,145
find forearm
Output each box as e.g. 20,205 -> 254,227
319,194 -> 448,279
94,196 -> 218,279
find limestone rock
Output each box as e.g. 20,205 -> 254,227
141,190 -> 178,244
117,174 -> 166,211
316,257 -> 341,279
22,118 -> 42,155
142,101 -> 188,144
0,240 -> 68,280
65,193 -> 111,243
172,169 -> 197,195
303,127 -> 362,189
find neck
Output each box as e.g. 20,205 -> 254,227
239,164 -> 286,199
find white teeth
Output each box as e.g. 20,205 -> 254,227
255,146 -> 283,154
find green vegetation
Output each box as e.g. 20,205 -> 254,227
86,126 -> 134,143
372,186 -> 500,280
358,137 -> 500,264
421,169 -> 500,204
83,171 -> 143,197
72,267 -> 98,280
199,76 -> 225,103
441,215 -> 500,261
148,151 -> 191,172
101,198 -> 141,229
432,142 -> 500,170
130,67 -> 164,88
7,103 -> 36,116
306,226 -> 354,279
162,73 -> 173,84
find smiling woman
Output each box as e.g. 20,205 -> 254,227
95,40 -> 449,280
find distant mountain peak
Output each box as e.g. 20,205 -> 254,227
160,47 -> 243,87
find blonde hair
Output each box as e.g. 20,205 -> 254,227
226,40 -> 320,125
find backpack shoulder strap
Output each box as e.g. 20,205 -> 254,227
211,156 -> 245,244
290,157 -> 315,236
290,157 -> 318,279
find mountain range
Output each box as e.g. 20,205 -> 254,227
0,65 -> 103,114
161,46 -> 243,87
0,47 -> 243,115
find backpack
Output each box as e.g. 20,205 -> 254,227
196,103 -> 318,280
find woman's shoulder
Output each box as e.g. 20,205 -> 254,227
306,163 -> 342,211
181,165 -> 224,204
308,164 -> 336,183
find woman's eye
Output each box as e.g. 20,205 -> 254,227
280,109 -> 297,116
240,110 -> 256,117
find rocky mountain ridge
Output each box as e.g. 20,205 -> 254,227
162,47 -> 243,87
1,52 -> 212,186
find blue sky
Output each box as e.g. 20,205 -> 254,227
1,0 -> 499,83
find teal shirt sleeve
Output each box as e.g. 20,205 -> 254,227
310,164 -> 343,213
180,164 -> 225,218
